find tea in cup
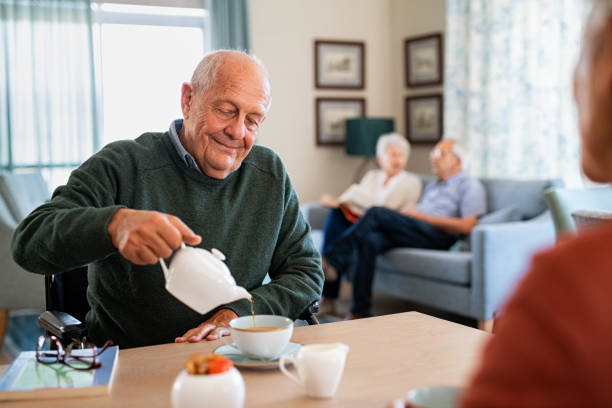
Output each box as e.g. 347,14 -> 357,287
279,343 -> 349,398
216,315 -> 293,360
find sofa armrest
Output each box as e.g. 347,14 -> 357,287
470,211 -> 556,318
301,203 -> 331,231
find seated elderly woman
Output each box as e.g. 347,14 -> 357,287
318,133 -> 421,315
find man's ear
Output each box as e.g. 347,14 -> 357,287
181,83 -> 194,119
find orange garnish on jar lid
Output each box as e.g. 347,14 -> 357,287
184,353 -> 233,375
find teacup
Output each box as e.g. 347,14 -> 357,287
216,315 -> 293,360
279,343 -> 349,398
406,386 -> 462,408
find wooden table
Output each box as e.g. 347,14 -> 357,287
0,312 -> 490,407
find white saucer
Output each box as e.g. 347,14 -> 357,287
213,342 -> 302,370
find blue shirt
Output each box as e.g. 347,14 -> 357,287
167,119 -> 201,173
416,172 -> 487,218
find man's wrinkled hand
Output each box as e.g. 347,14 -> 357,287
175,309 -> 238,343
108,208 -> 201,265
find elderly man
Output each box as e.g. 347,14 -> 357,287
458,1 -> 612,406
12,50 -> 323,348
323,139 -> 486,319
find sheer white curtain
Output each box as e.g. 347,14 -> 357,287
445,0 -> 587,186
0,0 -> 97,184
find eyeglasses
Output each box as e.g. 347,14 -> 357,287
430,148 -> 458,160
36,335 -> 113,371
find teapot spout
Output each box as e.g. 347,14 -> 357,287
231,286 -> 251,303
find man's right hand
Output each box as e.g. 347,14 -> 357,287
107,209 -> 202,265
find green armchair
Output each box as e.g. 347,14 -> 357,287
544,187 -> 612,237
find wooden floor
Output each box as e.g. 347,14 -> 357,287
0,348 -> 12,365
318,280 -> 477,327
0,309 -> 44,366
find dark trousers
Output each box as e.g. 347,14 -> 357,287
321,208 -> 353,299
322,206 -> 457,315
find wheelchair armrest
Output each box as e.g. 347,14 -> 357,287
38,310 -> 87,342
297,300 -> 320,325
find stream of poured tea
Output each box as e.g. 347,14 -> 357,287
249,295 -> 255,327
244,295 -> 286,333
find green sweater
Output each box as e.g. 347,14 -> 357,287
12,133 -> 323,348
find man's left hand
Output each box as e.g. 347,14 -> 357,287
401,208 -> 425,220
175,309 -> 238,343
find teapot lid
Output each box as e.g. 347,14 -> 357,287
211,248 -> 226,261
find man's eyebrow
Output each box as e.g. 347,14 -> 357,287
214,99 -> 238,109
215,99 -> 265,117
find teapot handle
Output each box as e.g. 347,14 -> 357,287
159,243 -> 187,282
159,258 -> 170,282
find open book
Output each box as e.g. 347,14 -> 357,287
338,184 -> 377,217
0,346 -> 119,401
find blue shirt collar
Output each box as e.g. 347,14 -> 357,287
437,171 -> 465,184
168,119 -> 201,173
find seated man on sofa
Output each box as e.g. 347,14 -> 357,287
322,139 -> 486,319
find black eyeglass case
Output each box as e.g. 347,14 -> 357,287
38,310 -> 87,341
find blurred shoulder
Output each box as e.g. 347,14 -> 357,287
529,223 -> 612,284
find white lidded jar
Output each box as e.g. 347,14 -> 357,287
171,367 -> 245,408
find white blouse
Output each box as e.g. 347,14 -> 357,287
358,169 -> 422,211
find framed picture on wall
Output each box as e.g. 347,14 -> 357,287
405,94 -> 443,144
405,33 -> 443,87
316,98 -> 366,146
314,40 -> 365,89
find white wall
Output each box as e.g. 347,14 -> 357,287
249,0 -> 445,202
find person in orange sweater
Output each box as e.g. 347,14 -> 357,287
459,0 -> 612,406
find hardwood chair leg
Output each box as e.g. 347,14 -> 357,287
0,309 -> 9,349
477,318 -> 494,333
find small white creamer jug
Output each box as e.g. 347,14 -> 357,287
159,244 -> 251,314
279,343 -> 350,398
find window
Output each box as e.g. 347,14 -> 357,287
93,4 -> 208,147
1,2 -> 209,191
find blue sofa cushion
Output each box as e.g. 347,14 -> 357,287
450,205 -> 520,252
478,205 -> 519,225
377,248 -> 472,285
483,179 -> 557,220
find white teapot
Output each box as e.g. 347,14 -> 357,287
159,244 -> 251,314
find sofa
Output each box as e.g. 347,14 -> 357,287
0,171 -> 49,345
302,175 -> 560,325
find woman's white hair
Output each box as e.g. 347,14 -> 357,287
190,50 -> 271,111
376,133 -> 411,159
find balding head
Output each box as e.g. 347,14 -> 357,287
190,50 -> 271,113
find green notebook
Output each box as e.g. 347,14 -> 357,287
0,346 -> 119,401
